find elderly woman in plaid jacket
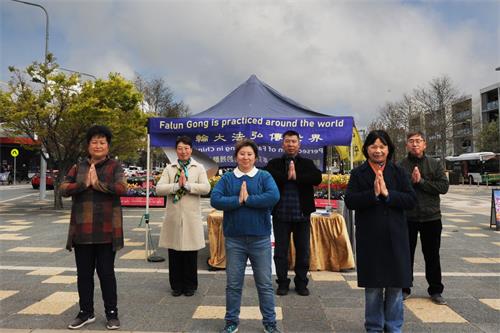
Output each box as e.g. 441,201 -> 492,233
60,125 -> 126,331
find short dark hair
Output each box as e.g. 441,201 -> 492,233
282,130 -> 300,140
234,139 -> 259,158
362,130 -> 395,161
86,125 -> 112,145
406,131 -> 425,141
176,135 -> 193,148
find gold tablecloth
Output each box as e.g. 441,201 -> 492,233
207,210 -> 226,269
289,213 -> 355,271
206,210 -> 355,272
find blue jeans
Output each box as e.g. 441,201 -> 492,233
225,236 -> 276,327
365,288 -> 403,333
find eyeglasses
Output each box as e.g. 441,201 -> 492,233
408,139 -> 424,144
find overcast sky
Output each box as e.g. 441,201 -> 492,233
1,0 -> 499,127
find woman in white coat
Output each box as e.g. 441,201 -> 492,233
156,136 -> 211,297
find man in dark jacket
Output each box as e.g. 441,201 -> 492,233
265,130 -> 322,296
399,131 -> 449,305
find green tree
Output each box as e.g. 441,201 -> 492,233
478,120 -> 500,152
0,55 -> 147,208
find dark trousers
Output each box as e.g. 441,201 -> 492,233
273,219 -> 310,289
168,249 -> 198,292
74,244 -> 117,318
404,219 -> 444,296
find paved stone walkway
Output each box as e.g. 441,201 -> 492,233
0,185 -> 499,332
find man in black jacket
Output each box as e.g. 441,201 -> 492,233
399,131 -> 449,305
265,130 -> 322,296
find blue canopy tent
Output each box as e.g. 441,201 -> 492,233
192,74 -> 328,118
142,75 -> 354,260
148,75 -> 353,168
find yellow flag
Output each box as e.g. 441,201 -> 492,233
336,146 -> 349,160
352,127 -> 365,162
335,127 -> 365,162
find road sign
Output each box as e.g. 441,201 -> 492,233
10,149 -> 19,157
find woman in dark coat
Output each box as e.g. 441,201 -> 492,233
345,130 -> 416,333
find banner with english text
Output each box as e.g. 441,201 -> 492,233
148,116 -> 353,168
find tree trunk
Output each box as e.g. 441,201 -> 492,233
53,179 -> 64,209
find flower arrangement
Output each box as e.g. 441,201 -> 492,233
319,174 -> 350,189
209,175 -> 221,190
315,174 -> 350,200
125,176 -> 160,197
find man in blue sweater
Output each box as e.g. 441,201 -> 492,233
266,130 -> 322,296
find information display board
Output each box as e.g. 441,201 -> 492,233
490,189 -> 500,231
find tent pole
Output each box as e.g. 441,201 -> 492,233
146,134 -> 151,216
350,141 -> 354,171
327,146 -> 332,210
145,134 -> 151,261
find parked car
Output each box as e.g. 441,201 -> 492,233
31,170 -> 58,190
0,172 -> 10,185
0,170 -> 30,185
124,165 -> 145,177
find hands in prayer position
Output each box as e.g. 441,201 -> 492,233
374,170 -> 389,198
239,180 -> 249,204
411,166 -> 421,184
179,170 -> 187,188
86,164 -> 98,188
287,160 -> 296,180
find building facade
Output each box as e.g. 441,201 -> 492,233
480,82 -> 499,125
452,96 -> 474,154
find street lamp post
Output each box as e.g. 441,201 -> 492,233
11,0 -> 48,62
11,0 -> 49,200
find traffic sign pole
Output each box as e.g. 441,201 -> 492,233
10,149 -> 20,186
13,157 -> 16,185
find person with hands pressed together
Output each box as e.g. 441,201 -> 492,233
265,130 -> 322,296
211,139 -> 281,333
345,130 -> 416,333
156,136 -> 211,297
399,131 -> 449,305
60,125 -> 126,331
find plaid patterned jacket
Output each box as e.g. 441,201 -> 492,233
60,158 -> 126,251
266,154 -> 322,218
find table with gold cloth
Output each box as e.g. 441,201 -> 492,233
207,210 -> 355,271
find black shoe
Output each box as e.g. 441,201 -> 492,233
276,284 -> 289,295
184,290 -> 195,297
106,317 -> 120,330
276,278 -> 290,296
264,324 -> 282,333
430,293 -> 447,305
295,287 -> 310,296
171,290 -> 182,297
68,311 -> 96,329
